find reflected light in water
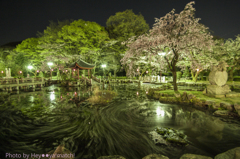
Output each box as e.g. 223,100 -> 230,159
50,92 -> 55,101
156,107 -> 165,116
137,92 -> 139,95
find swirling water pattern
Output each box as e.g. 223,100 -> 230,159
1,83 -> 240,159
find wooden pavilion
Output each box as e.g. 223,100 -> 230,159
68,59 -> 95,79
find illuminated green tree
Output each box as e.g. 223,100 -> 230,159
57,19 -> 109,57
15,37 -> 43,67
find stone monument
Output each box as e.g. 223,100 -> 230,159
206,61 -> 231,95
4,68 -> 13,79
162,76 -> 166,83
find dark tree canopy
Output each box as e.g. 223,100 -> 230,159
106,9 -> 149,41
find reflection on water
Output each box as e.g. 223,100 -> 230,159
0,83 -> 240,159
156,107 -> 165,117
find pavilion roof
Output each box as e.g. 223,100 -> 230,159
68,58 -> 95,70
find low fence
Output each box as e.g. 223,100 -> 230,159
0,77 -> 45,85
0,77 -> 46,92
92,75 -> 101,83
81,75 -> 92,86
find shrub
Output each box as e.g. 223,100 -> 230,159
182,67 -> 190,78
176,71 -> 182,80
233,76 -> 240,81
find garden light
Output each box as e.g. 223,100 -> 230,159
1,71 -> 4,73
19,71 -> 22,73
50,92 -> 55,101
158,52 -> 166,56
47,62 -> 53,66
28,66 -> 33,69
102,64 -> 106,76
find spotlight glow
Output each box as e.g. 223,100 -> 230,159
50,92 -> 55,101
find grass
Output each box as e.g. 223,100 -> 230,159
87,86 -> 117,105
178,79 -> 240,85
154,89 -> 240,105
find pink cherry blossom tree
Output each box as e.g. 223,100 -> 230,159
121,1 -> 214,91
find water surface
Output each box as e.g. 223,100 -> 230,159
1,83 -> 240,159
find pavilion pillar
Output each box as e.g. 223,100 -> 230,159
77,68 -> 79,79
88,69 -> 90,79
160,71 -> 162,83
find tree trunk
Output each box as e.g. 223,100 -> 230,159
172,70 -> 177,91
200,72 -> 204,81
160,71 -> 162,82
93,61 -> 97,75
228,67 -> 235,81
166,49 -> 178,91
114,69 -> 117,77
191,70 -> 201,83
140,68 -> 147,77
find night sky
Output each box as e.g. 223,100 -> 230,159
1,0 -> 240,46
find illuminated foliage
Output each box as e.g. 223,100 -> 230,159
57,19 -> 109,56
213,35 -> 240,81
15,37 -> 43,66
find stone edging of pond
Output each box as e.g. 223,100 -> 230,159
45,145 -> 240,159
97,147 -> 240,159
147,88 -> 240,118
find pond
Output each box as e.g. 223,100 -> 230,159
1,83 -> 240,159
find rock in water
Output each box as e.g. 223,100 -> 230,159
97,155 -> 126,159
149,127 -> 188,146
142,154 -> 169,159
180,154 -> 212,159
214,147 -> 240,159
234,103 -> 240,116
213,110 -> 230,117
44,145 -> 74,159
148,131 -> 169,146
